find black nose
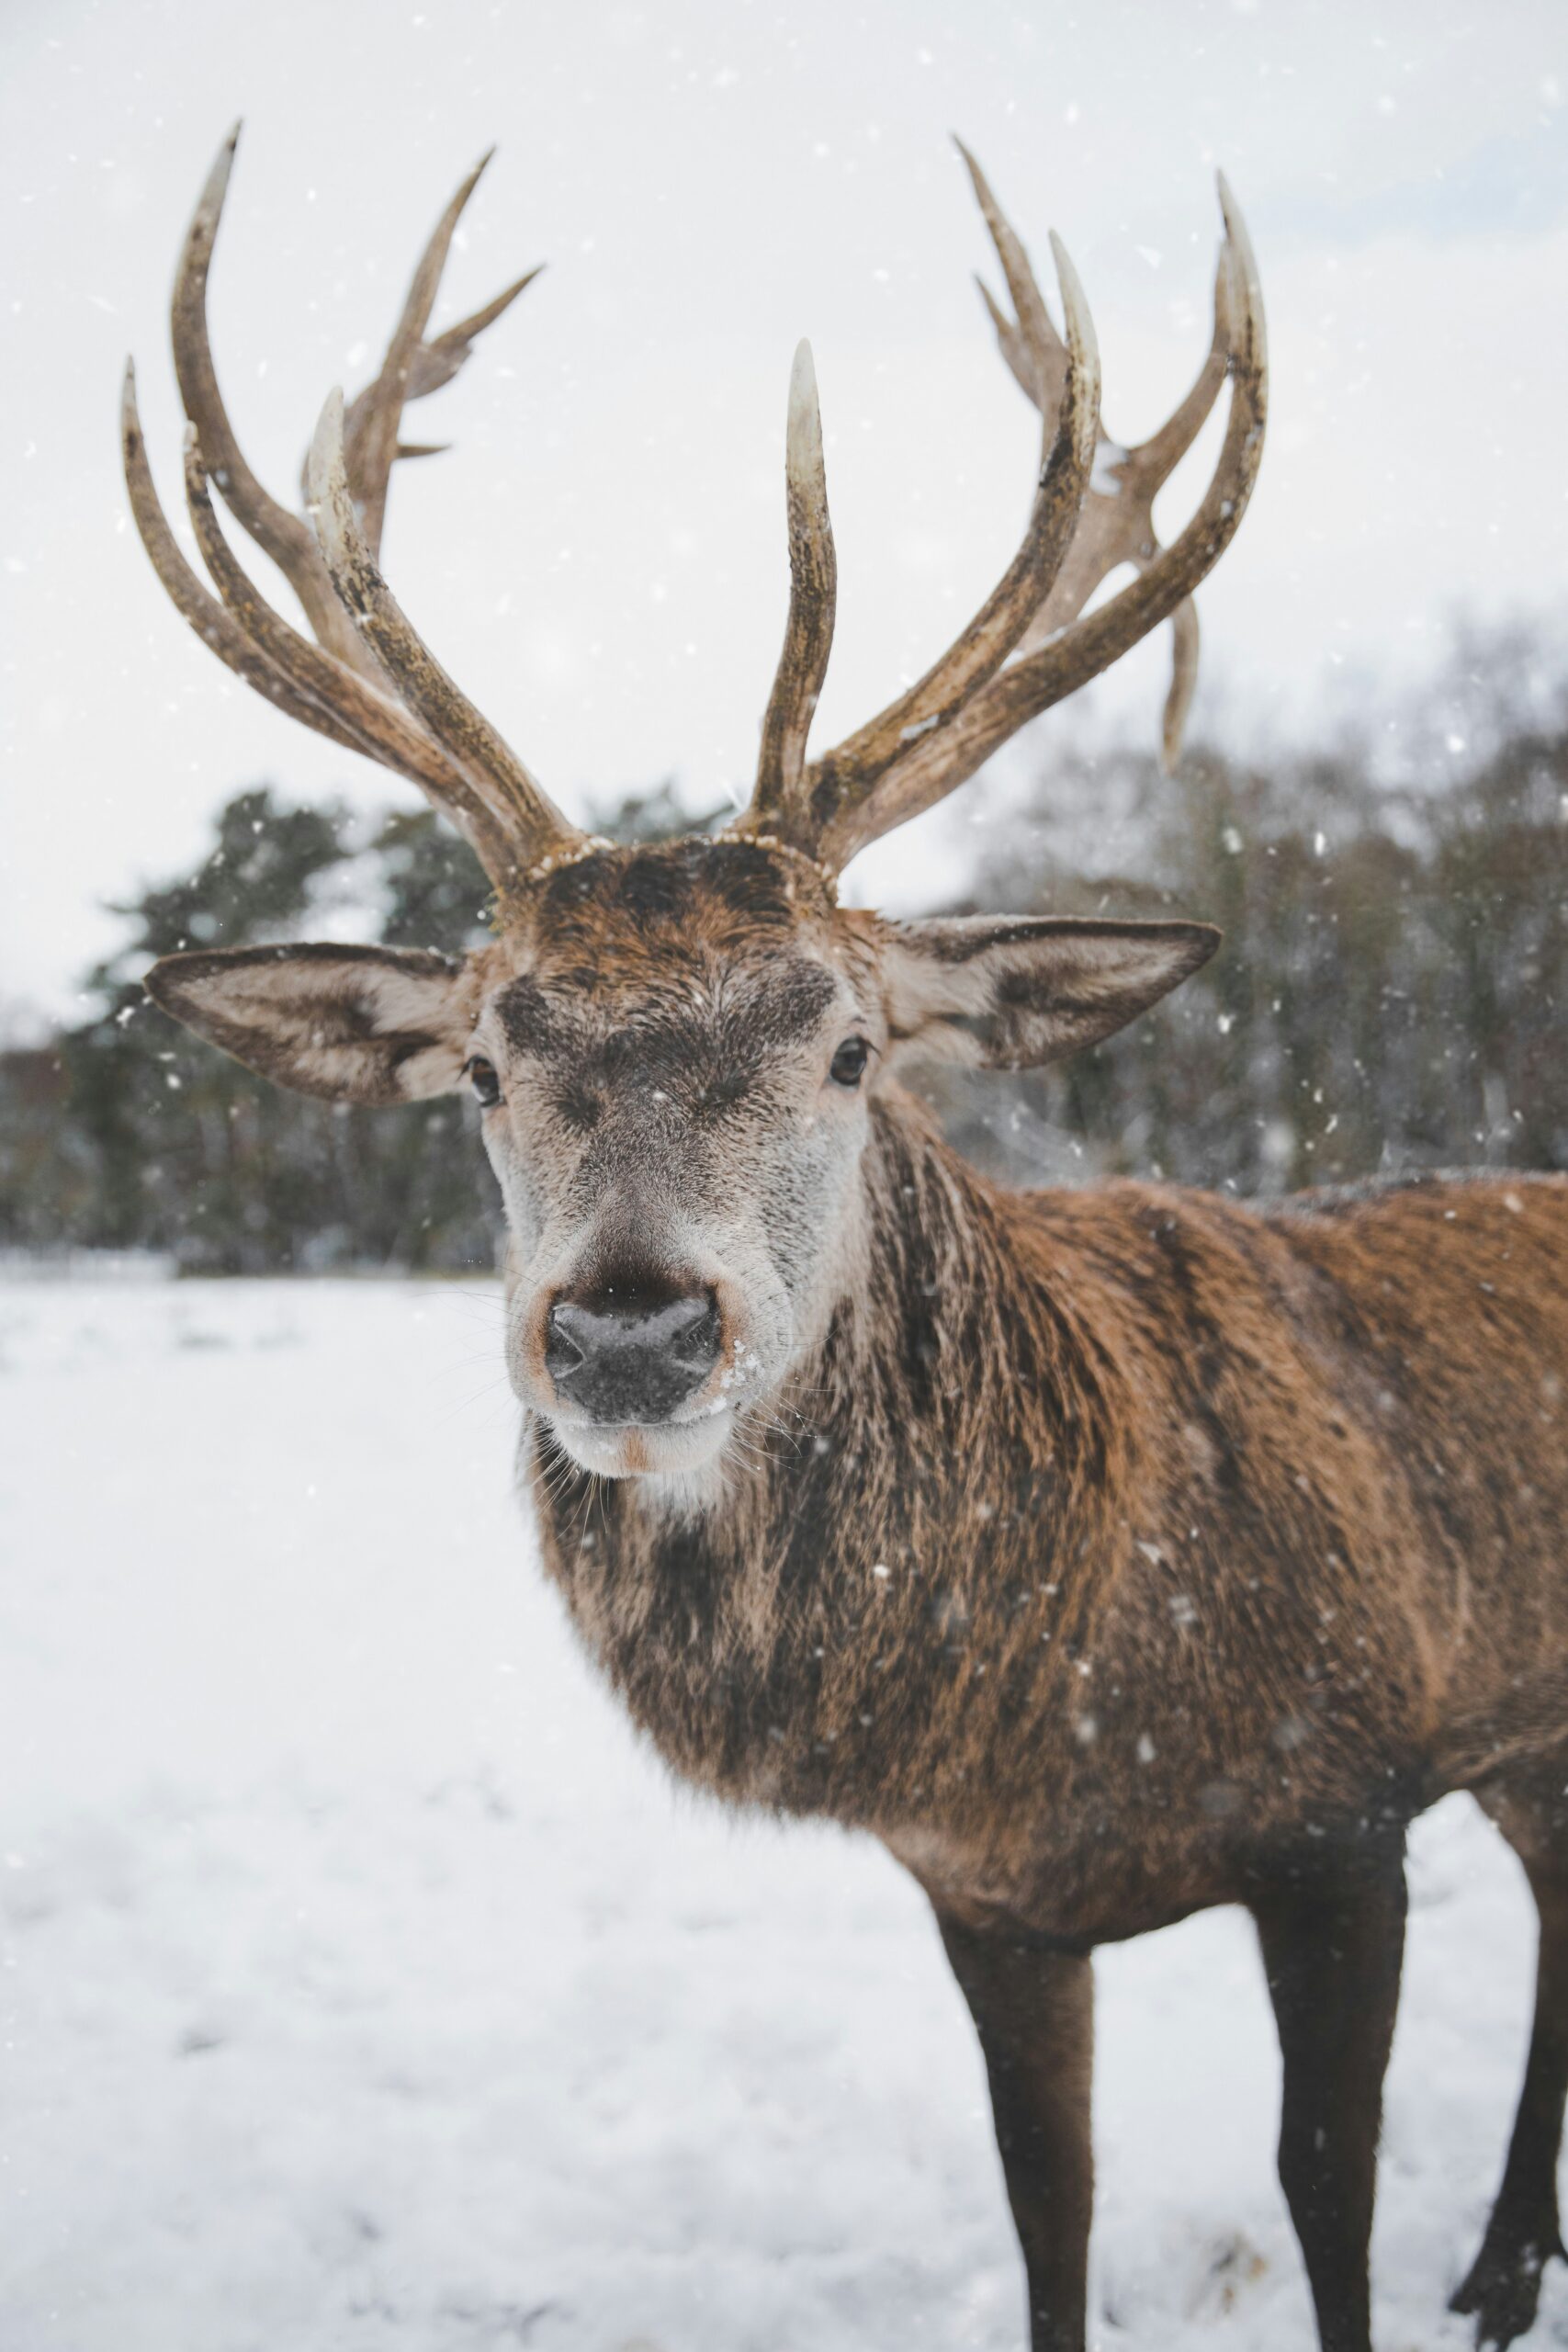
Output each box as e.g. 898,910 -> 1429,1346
545,1283 -> 722,1424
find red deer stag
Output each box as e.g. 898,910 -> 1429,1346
126,130 -> 1568,2352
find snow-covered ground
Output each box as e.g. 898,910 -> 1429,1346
1,1272 -> 1562,2351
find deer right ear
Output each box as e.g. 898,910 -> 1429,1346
145,943 -> 477,1105
882,915 -> 1220,1071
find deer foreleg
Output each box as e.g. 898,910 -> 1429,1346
935,1908 -> 1095,2352
1250,1840 -> 1408,2352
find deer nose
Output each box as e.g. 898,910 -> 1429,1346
544,1285 -> 722,1425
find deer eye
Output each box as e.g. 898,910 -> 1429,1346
466,1056 -> 502,1109
829,1035 -> 872,1089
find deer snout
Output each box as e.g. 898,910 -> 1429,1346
544,1283 -> 723,1425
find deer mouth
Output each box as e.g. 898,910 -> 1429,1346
542,1403 -> 737,1483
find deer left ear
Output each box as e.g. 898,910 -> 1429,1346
883,915 -> 1220,1071
145,942 -> 476,1105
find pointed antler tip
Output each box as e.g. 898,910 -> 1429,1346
306,387 -> 347,485
953,135 -> 988,192
1214,169 -> 1243,236
786,340 -> 823,453
454,146 -> 498,206
207,123 -> 240,180
189,126 -> 242,232
1209,175 -> 1262,350
1046,233 -> 1097,368
788,337 -> 820,405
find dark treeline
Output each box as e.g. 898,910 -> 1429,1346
5,642 -> 1564,1272
933,692 -> 1568,1200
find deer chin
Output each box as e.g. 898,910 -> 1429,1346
542,1406 -> 737,1486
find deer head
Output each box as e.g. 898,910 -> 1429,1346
130,130 -> 1266,1492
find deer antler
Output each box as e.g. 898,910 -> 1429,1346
967,141 -> 1231,775
734,147 -> 1267,875
126,132 -> 1261,899
124,127 -> 582,895
751,341 -> 839,819
746,193 -> 1101,855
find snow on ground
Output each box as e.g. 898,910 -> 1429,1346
1,1272 -> 1563,2352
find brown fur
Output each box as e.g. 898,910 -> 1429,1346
531,1102 -> 1568,1939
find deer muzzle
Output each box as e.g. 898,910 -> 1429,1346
544,1283 -> 723,1426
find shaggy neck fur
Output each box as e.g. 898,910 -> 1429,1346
528,1088 -> 1129,1831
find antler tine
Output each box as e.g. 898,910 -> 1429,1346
1132,243 -> 1233,488
747,154 -> 1100,859
977,273 -> 1055,410
307,389 -> 581,884
134,136 -> 581,896
1162,594 -> 1201,775
122,360 -> 364,755
748,340 -> 838,831
817,175 -> 1267,870
170,125 -> 367,673
337,151 -> 544,560
960,138 -> 1068,411
423,267 -> 545,376
365,265 -> 543,472
124,361 -> 536,882
999,228 -> 1235,772
124,367 -> 524,877
174,420 -> 525,876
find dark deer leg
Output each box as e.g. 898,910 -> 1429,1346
1454,1779 -> 1568,2347
1250,1841 -> 1408,2352
935,1909 -> 1094,2352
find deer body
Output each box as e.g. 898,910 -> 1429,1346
127,130 -> 1566,2351
532,1102 -> 1568,1942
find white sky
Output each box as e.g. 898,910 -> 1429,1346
5,0 -> 1566,1020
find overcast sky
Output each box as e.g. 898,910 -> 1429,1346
5,0 -> 1566,1020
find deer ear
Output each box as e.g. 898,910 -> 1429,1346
144,943 -> 476,1105
883,915 -> 1219,1072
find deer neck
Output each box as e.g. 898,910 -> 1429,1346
527,1090 -> 1125,1822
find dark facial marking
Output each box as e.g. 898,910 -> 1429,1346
496,957 -> 840,1085
493,976 -> 558,1057
554,1080 -> 603,1132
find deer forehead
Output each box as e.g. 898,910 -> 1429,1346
517,838 -> 839,955
476,842 -> 878,1069
486,957 -> 852,1076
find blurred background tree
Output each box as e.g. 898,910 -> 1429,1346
3,626 -> 1563,1273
